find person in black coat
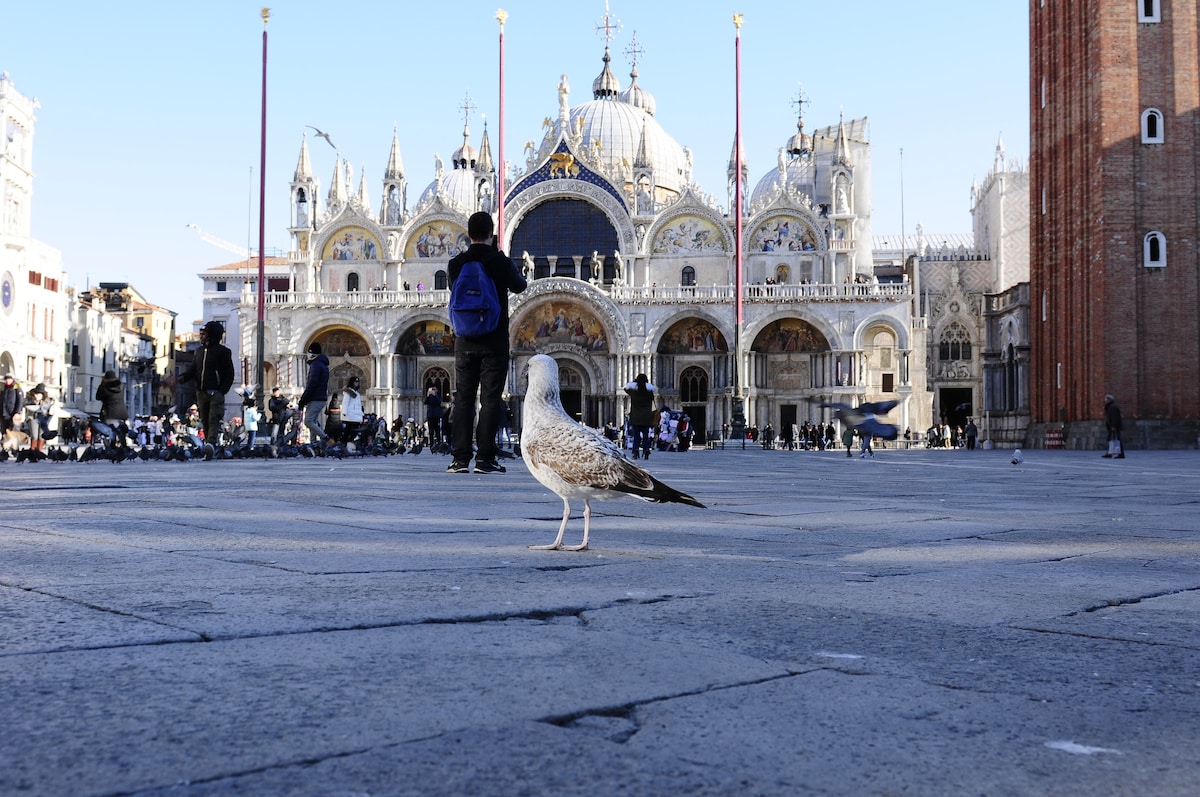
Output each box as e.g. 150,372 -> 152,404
190,321 -> 236,444
445,212 -> 527,474
1103,393 -> 1125,458
0,374 -> 21,435
95,370 -> 130,448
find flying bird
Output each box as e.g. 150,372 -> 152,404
822,400 -> 900,441
521,354 -> 705,551
306,125 -> 337,150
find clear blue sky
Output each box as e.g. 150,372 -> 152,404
6,0 -> 1028,325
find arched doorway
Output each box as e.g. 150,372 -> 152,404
680,365 -> 709,442
558,361 -> 585,423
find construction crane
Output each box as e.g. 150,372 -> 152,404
186,224 -> 252,259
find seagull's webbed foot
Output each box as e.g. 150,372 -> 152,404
529,542 -> 563,551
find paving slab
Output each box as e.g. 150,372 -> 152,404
0,448 -> 1197,796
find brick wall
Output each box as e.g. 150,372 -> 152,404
1030,0 -> 1200,436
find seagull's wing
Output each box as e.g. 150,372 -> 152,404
858,419 -> 900,440
525,420 -> 704,507
526,421 -> 646,492
859,400 -> 899,416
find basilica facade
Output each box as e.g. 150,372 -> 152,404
215,47 -> 935,442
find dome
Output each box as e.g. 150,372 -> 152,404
751,154 -> 817,207
452,141 -> 478,169
569,99 -> 687,194
419,167 -> 478,211
618,64 -> 656,116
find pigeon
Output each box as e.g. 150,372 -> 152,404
1011,449 -> 1024,467
521,354 -> 705,551
822,400 -> 900,440
306,125 -> 337,150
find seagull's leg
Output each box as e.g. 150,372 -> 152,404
529,498 -> 571,550
562,500 -> 591,552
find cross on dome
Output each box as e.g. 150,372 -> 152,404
594,1 -> 622,44
459,92 -> 476,128
624,30 -> 644,68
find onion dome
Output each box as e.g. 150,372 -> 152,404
619,64 -> 656,116
592,47 -> 621,99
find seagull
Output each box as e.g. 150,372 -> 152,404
822,400 -> 900,440
521,354 -> 705,551
306,125 -> 337,150
1011,448 -> 1024,467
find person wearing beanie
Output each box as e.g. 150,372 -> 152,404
189,321 -> 236,445
298,340 -> 331,447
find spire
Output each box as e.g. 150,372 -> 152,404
384,126 -> 404,180
327,158 -> 346,206
358,165 -> 370,211
294,135 -> 313,180
634,121 -> 651,169
833,111 -> 852,167
727,136 -> 747,182
477,118 -> 494,173
993,134 -> 1006,173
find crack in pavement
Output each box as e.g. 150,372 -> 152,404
1070,585 -> 1200,614
538,671 -> 799,744
0,593 -> 708,658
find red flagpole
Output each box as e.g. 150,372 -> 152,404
731,13 -> 746,443
496,9 -> 508,242
734,15 -> 743,329
256,8 -> 269,406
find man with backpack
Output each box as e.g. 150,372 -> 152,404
445,211 -> 527,474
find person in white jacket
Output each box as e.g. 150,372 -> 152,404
339,376 -> 365,446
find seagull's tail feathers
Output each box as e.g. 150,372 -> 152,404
615,473 -> 706,509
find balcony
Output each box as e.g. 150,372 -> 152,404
243,280 -> 911,310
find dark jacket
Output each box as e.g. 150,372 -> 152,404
447,242 -> 527,350
268,393 -> 288,423
299,354 -> 330,405
195,341 -> 236,395
0,383 -> 21,421
96,377 -> 129,423
624,381 -> 657,427
1104,398 -> 1123,434
424,392 -> 443,420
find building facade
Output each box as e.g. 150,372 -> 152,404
215,47 -> 941,440
1030,0 -> 1200,448
0,73 -> 68,395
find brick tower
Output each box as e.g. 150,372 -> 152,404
1030,0 -> 1200,448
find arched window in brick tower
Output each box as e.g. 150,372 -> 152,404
1141,108 -> 1164,143
1138,0 -> 1161,23
1144,231 -> 1166,268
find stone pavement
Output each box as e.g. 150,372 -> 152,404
1,446 -> 1197,796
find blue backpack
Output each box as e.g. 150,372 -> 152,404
449,260 -> 501,337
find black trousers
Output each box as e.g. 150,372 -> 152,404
452,347 -> 507,462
